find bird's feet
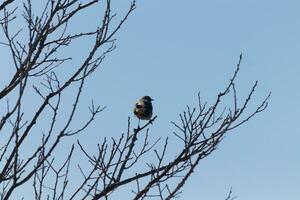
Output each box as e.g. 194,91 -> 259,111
134,126 -> 141,132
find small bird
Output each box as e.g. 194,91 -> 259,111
134,96 -> 154,126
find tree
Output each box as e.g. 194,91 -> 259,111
0,0 -> 270,199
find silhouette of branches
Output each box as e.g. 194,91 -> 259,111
225,188 -> 237,200
60,55 -> 269,200
0,0 -> 269,199
0,0 -> 15,11
0,0 -> 136,199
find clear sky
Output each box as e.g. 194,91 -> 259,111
2,0 -> 300,199
98,1 -> 299,199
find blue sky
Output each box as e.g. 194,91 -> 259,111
2,0 -> 300,199
98,0 -> 300,199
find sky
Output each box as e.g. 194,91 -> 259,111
98,1 -> 299,199
2,0 -> 300,199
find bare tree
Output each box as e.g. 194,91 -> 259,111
0,0 -> 270,199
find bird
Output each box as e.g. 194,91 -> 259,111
134,96 -> 154,126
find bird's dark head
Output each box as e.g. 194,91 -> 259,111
142,96 -> 154,101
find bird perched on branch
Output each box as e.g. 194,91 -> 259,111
134,96 -> 154,126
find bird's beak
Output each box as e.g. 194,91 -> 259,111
151,98 -> 154,101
